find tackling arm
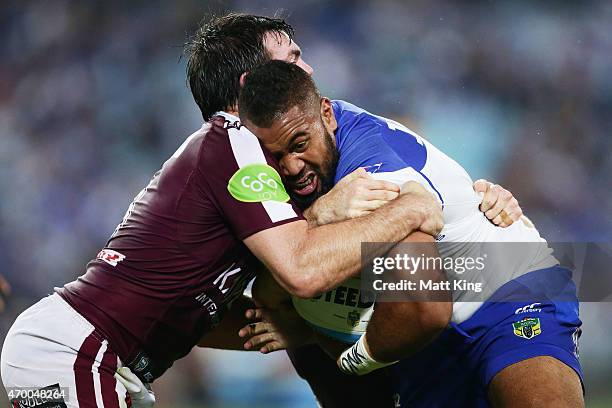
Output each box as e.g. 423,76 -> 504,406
244,181 -> 442,299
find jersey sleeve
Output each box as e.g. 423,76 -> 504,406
332,103 -> 444,206
200,120 -> 304,240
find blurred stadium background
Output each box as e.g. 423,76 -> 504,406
0,0 -> 610,406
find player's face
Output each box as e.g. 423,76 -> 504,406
263,32 -> 314,75
246,98 -> 339,209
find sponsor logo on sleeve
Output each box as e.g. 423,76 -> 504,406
227,164 -> 290,203
363,163 -> 383,173
96,249 -> 126,267
512,317 -> 542,339
515,302 -> 542,314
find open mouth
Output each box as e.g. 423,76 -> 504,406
292,172 -> 318,196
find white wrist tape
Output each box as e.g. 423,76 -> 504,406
337,334 -> 397,375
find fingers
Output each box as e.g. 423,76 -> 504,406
243,332 -> 276,351
493,210 -> 515,227
259,341 -> 284,354
115,367 -> 143,393
473,179 -> 492,194
342,167 -> 369,182
495,203 -> 523,227
239,321 -> 270,338
364,179 -> 400,193
352,179 -> 399,200
363,188 -> 400,202
347,180 -> 400,216
244,308 -> 263,320
238,314 -> 286,353
479,183 -> 500,213
400,180 -> 428,195
479,184 -> 523,227
484,187 -> 512,220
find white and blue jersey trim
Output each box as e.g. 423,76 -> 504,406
332,100 -> 444,206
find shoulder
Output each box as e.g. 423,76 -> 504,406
195,113 -> 273,173
332,100 -> 387,152
332,100 -> 384,130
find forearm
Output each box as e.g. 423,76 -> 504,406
290,193 -> 423,298
365,300 -> 451,362
245,184 -> 442,299
337,231 -> 451,375
365,232 -> 450,362
198,296 -> 255,350
303,194 -> 338,227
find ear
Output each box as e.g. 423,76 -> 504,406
239,72 -> 249,87
320,97 -> 338,134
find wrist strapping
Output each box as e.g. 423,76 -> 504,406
337,334 -> 397,375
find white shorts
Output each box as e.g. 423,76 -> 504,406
1,293 -> 129,407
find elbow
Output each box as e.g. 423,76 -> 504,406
277,264 -> 326,299
284,276 -> 323,299
290,286 -> 320,300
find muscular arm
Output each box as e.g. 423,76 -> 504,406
245,184 -> 442,299
335,231 -> 451,375
242,231 -> 451,365
364,231 -> 451,362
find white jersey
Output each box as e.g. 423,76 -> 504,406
332,100 -> 557,322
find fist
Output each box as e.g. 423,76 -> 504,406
400,181 -> 444,237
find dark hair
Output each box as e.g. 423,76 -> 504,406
239,60 -> 320,128
185,13 -> 294,121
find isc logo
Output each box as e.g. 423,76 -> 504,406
515,302 -> 542,314
97,249 -> 126,267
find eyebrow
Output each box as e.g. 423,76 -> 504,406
269,130 -> 307,159
288,130 -> 307,146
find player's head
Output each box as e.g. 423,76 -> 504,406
186,13 -> 313,121
239,60 -> 339,209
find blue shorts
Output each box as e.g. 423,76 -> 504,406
388,265 -> 583,408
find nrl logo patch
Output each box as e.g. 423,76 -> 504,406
347,310 -> 361,328
228,164 -> 290,203
513,317 -> 542,339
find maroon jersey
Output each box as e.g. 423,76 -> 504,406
57,112 -> 303,380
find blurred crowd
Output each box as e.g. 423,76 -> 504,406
0,0 -> 610,406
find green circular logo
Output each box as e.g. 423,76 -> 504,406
227,164 -> 290,203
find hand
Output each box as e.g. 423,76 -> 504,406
238,306 -> 315,353
400,181 -> 444,237
115,367 -> 155,408
309,168 -> 400,225
473,180 -> 523,227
